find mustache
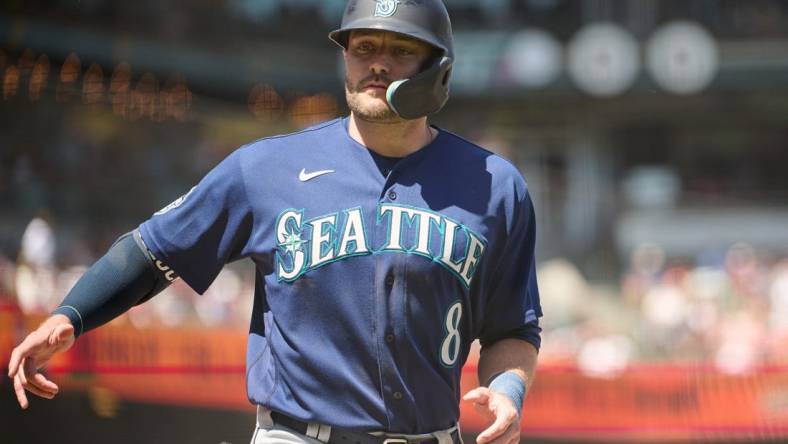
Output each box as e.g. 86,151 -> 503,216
346,74 -> 392,93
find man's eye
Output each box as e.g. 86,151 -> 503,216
395,47 -> 414,56
356,43 -> 374,53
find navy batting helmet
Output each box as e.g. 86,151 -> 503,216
329,0 -> 454,119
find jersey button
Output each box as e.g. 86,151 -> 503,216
385,275 -> 395,287
385,334 -> 395,343
387,190 -> 397,201
393,391 -> 403,400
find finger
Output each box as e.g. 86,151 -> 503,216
465,387 -> 495,421
8,348 -> 19,378
8,344 -> 27,378
21,358 -> 55,397
18,358 -> 29,387
476,410 -> 517,444
13,373 -> 29,409
486,422 -> 519,444
30,372 -> 59,393
25,372 -> 59,397
20,376 -> 56,399
8,332 -> 42,377
17,358 -> 57,399
471,399 -> 496,422
20,357 -> 57,397
462,387 -> 490,403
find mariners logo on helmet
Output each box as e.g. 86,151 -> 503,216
374,0 -> 400,17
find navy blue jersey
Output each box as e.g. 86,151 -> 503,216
139,117 -> 541,433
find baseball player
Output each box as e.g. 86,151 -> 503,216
8,1 -> 542,443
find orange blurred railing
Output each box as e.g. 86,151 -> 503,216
3,310 -> 787,442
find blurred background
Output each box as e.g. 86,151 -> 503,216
1,0 -> 787,443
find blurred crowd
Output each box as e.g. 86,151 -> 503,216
2,216 -> 787,377
0,216 -> 255,331
8,0 -> 788,41
538,242 -> 788,376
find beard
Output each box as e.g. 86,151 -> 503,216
345,74 -> 401,123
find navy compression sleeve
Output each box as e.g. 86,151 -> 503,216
52,230 -> 177,338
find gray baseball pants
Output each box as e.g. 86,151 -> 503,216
251,407 -> 459,444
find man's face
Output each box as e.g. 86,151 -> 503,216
344,30 -> 435,122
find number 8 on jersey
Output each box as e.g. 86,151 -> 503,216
441,301 -> 463,367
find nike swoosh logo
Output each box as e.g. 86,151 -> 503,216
299,168 -> 335,182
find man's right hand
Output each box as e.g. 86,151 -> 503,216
7,314 -> 75,409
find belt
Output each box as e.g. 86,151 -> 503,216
270,411 -> 461,444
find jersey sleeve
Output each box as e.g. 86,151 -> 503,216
138,150 -> 253,294
477,185 -> 543,351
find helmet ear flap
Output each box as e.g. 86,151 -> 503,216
386,56 -> 453,120
441,66 -> 451,87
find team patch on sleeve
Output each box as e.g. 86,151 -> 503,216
154,186 -> 196,216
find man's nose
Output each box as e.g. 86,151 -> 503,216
369,54 -> 391,76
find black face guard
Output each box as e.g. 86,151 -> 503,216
386,55 -> 452,120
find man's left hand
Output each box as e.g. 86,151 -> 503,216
462,387 -> 520,444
